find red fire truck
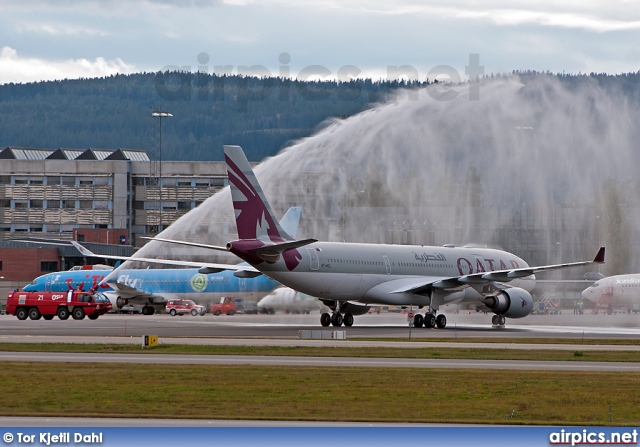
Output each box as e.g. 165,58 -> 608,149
6,289 -> 112,321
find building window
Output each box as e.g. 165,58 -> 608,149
0,199 -> 10,208
61,177 -> 75,185
29,200 -> 43,208
62,200 -> 76,209
46,200 -> 60,209
77,235 -> 85,242
79,200 -> 93,209
41,262 -> 58,272
0,260 -> 2,270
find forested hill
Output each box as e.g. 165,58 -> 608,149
0,71 -> 639,161
0,72 -> 428,161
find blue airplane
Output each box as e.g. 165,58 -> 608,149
21,207 -> 301,315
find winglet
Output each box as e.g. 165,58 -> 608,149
593,247 -> 605,264
70,240 -> 97,257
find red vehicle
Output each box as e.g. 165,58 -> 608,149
6,289 -> 112,321
210,297 -> 237,316
166,299 -> 206,316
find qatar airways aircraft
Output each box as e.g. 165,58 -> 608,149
155,145 -> 606,328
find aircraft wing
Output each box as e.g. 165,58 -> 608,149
368,247 -> 606,298
70,241 -> 261,276
390,247 -> 606,294
105,281 -> 161,302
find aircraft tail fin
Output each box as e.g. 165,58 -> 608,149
224,145 -> 294,242
279,206 -> 302,239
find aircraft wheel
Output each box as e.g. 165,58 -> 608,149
16,308 -> 28,321
424,313 -> 435,328
498,315 -> 506,326
29,308 -> 42,320
331,313 -> 343,327
413,314 -> 424,328
320,312 -> 331,327
436,314 -> 447,329
57,307 -> 70,320
343,313 -> 354,327
72,307 -> 86,320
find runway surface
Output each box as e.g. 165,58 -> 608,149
1,310 -> 640,340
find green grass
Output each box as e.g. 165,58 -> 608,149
0,362 -> 637,425
1,341 -> 639,425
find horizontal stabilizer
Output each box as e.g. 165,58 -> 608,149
249,238 -> 318,263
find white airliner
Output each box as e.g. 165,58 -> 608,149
582,274 -> 640,313
156,145 -> 606,328
257,287 -> 321,314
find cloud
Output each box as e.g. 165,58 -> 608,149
0,47 -> 137,84
16,22 -> 109,37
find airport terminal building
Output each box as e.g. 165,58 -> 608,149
0,146 -> 228,247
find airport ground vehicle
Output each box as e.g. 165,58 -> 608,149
165,299 -> 206,316
5,289 -> 112,321
210,297 -> 237,316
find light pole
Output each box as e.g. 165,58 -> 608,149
151,110 -> 172,233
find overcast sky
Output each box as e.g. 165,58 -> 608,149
1,0 -> 639,84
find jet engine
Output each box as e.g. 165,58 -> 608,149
116,297 -> 129,309
481,288 -> 533,318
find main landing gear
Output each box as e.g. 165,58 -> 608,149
412,312 -> 447,329
491,314 -> 506,327
321,312 -> 354,327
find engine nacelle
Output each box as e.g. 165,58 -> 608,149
116,297 -> 129,309
482,288 -> 533,319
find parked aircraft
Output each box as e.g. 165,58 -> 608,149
257,287 -> 321,314
581,274 -> 640,314
21,207 -> 301,315
155,145 -> 606,328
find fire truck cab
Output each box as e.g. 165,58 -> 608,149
6,289 -> 112,321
